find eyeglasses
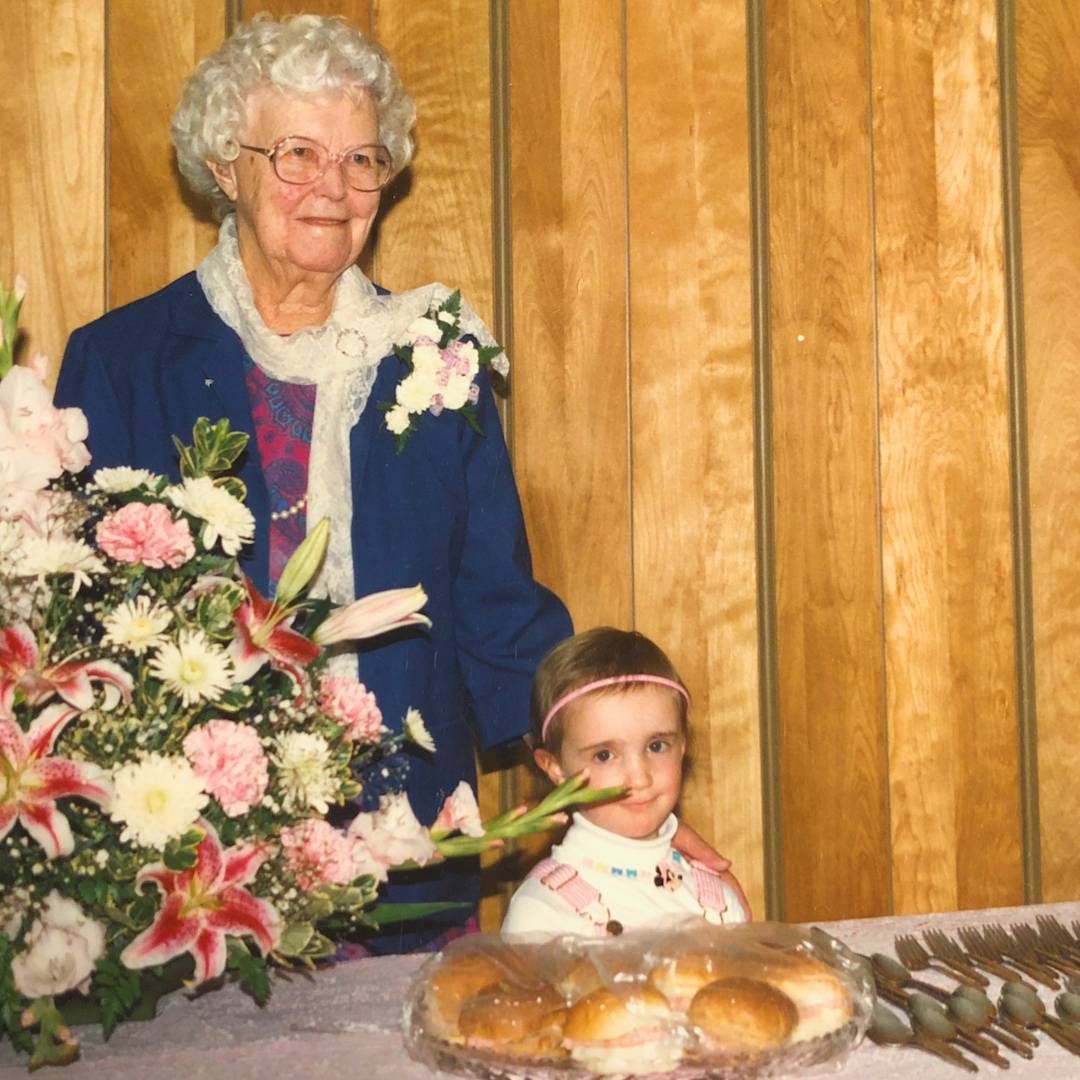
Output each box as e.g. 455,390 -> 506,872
238,136 -> 393,192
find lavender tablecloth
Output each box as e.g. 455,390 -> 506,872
2,900 -> 1079,1078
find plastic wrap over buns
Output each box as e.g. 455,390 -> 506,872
403,921 -> 873,1079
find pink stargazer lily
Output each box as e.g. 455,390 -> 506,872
0,623 -> 133,721
228,577 -> 321,691
0,703 -> 112,858
313,584 -> 431,646
121,818 -> 281,985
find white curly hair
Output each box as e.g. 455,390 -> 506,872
171,13 -> 416,218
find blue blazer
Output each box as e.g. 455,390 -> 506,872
55,272 -> 572,948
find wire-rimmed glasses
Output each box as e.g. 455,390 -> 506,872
239,135 -> 393,192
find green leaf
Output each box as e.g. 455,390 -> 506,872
162,827 -> 203,871
277,922 -> 316,957
359,900 -> 469,928
93,954 -> 143,1039
226,941 -> 271,1005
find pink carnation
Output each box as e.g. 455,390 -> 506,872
280,819 -> 359,890
96,502 -> 195,568
182,720 -> 269,817
432,781 -> 485,838
317,676 -> 384,743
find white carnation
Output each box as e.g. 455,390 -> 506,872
11,891 -> 106,999
385,405 -> 411,436
396,371 -> 437,414
410,341 -> 443,378
440,373 -> 473,411
404,315 -> 441,342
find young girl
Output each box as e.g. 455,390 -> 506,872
502,627 -> 751,938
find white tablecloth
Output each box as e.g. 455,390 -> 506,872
2,900 -> 1079,1078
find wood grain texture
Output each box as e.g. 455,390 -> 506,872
0,0 -> 105,385
872,0 -> 1021,913
508,0 -> 631,629
499,0 -> 633,929
625,0 -> 763,917
1016,0 -> 1080,901
765,0 -> 890,919
108,0 -> 223,311
243,0 -> 373,28
370,0 -> 493,325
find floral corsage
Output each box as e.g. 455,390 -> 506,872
379,290 -> 505,453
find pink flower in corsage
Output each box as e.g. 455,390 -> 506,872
0,704 -> 112,858
0,622 -> 133,720
317,676 -> 384,743
95,502 -> 195,569
313,584 -> 431,646
183,719 -> 269,817
431,781 -> 485,838
228,577 -> 321,695
279,819 -> 359,890
380,290 -> 506,453
120,818 -> 281,986
347,792 -> 437,877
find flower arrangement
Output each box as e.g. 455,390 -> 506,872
380,290 -> 507,452
0,281 -> 607,1069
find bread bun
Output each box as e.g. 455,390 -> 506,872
760,953 -> 853,1041
459,984 -> 567,1059
648,950 -> 755,1011
552,954 -> 607,1002
688,977 -> 798,1053
423,948 -> 538,1041
563,984 -> 682,1075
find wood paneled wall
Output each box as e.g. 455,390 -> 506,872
4,0 -> 1080,925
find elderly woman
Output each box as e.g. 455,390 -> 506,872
54,14 -> 571,952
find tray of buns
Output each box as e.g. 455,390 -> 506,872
402,921 -> 874,1078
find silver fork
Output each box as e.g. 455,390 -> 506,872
1037,915 -> 1080,966
895,934 -> 984,988
957,925 -> 1030,984
983,923 -> 1060,988
922,929 -> 990,987
1012,922 -> 1080,978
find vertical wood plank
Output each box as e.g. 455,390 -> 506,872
0,0 -> 105,383
1016,0 -> 1080,901
508,0 -> 631,630
626,0 -> 764,916
766,0 -> 890,919
371,0 -> 493,324
108,0 -> 224,311
873,0 -> 1021,912
503,0 -> 631,928
245,0 -> 372,29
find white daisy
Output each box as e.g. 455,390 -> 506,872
109,754 -> 208,848
93,466 -> 155,494
403,707 -> 436,753
166,476 -> 255,556
19,537 -> 105,595
102,596 -> 173,655
149,629 -> 232,706
272,732 -> 338,814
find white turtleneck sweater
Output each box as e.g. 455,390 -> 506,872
501,813 -> 748,938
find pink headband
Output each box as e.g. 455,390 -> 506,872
541,675 -> 690,741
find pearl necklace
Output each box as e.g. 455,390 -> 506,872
271,494 -> 307,522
